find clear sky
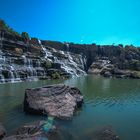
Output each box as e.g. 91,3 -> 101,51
0,0 -> 140,46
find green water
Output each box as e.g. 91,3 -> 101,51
0,75 -> 140,139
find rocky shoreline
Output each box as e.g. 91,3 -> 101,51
88,58 -> 140,79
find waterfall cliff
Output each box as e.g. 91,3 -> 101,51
0,30 -> 86,83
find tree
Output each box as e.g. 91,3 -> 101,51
0,19 -> 8,29
21,32 -> 30,41
0,19 -> 20,36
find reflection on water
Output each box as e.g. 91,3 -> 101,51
0,75 -> 140,139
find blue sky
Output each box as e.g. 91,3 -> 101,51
0,0 -> 140,46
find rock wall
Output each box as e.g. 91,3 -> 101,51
0,27 -> 140,83
41,41 -> 140,71
0,30 -> 86,83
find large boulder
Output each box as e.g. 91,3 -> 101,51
24,84 -> 83,119
0,123 -> 6,140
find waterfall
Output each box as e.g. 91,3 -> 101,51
9,70 -> 15,82
53,49 -> 86,77
0,67 -> 5,83
0,38 -> 87,83
36,59 -> 41,67
66,45 -> 86,76
66,43 -> 69,52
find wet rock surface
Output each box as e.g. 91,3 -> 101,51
3,120 -> 60,140
0,123 -> 6,140
24,84 -> 83,119
88,58 -> 140,79
1,28 -> 140,82
2,122 -> 120,140
0,30 -> 86,83
93,126 -> 120,140
85,126 -> 120,140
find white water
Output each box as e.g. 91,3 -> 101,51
0,39 -> 87,83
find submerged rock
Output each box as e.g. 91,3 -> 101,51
3,120 -> 60,140
0,123 -> 6,140
85,126 -> 120,140
93,126 -> 120,140
24,84 -> 83,119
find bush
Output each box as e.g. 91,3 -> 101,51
21,32 -> 30,41
42,60 -> 52,69
130,59 -> 140,70
0,19 -> 20,36
0,19 -> 8,29
51,72 -> 61,79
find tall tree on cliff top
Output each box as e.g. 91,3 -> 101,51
21,32 -> 30,41
0,19 -> 9,30
0,19 -> 20,36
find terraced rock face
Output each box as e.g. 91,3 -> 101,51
24,84 -> 83,119
0,30 -> 86,83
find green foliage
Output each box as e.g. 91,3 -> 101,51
0,19 -> 8,29
30,37 -> 39,44
0,19 -> 20,36
31,37 -> 38,42
125,45 -> 139,53
43,60 -> 52,69
130,70 -> 140,78
21,32 -> 30,41
51,72 -> 61,79
130,59 -> 140,70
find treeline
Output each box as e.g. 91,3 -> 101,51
0,19 -> 30,41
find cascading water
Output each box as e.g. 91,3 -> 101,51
0,37 -> 87,83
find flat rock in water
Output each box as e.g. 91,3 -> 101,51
24,84 -> 83,119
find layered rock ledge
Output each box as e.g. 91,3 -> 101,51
24,84 -> 83,119
88,58 -> 140,79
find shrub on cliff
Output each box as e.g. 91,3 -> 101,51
42,60 -> 52,69
21,32 -> 30,41
0,19 -> 8,29
51,72 -> 61,79
130,59 -> 140,70
30,37 -> 39,45
0,19 -> 20,36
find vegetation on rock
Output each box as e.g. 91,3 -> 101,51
42,60 -> 52,69
0,19 -> 20,36
21,32 -> 30,41
51,72 -> 61,79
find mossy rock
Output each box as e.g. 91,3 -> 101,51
133,71 -> 140,78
